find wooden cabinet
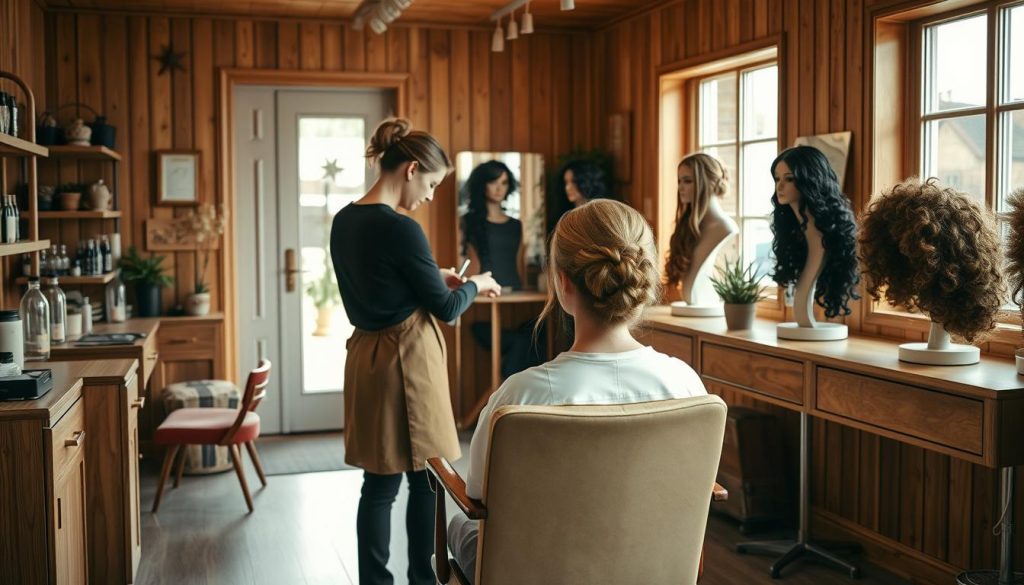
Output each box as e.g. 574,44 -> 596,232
0,363 -> 88,585
79,360 -> 142,584
152,317 -> 226,410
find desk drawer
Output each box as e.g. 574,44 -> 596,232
701,343 -> 804,405
49,397 -> 86,481
816,368 -> 984,455
159,323 -> 219,358
644,329 -> 694,366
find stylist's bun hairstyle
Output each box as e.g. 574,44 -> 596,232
538,199 -> 661,328
365,118 -> 453,175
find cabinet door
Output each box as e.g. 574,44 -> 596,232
127,382 -> 142,581
54,454 -> 88,585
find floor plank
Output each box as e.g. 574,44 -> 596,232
138,438 -> 908,584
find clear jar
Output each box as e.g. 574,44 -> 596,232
106,270 -> 127,323
42,276 -> 67,345
20,277 -> 50,361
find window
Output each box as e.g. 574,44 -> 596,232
917,2 -> 1024,310
695,63 -> 779,280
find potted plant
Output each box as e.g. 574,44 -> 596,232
1006,188 -> 1024,374
119,246 -> 173,317
55,182 -> 86,211
709,258 -> 765,330
306,255 -> 341,336
178,204 -> 226,316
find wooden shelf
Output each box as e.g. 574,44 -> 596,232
0,240 -> 51,258
0,134 -> 49,157
15,272 -> 115,285
45,145 -> 121,161
31,210 -> 122,220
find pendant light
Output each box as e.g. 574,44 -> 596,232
561,0 -> 575,10
520,1 -> 534,35
506,11 -> 519,40
491,17 -> 505,52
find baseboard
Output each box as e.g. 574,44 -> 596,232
811,508 -> 962,585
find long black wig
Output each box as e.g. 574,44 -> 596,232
769,145 -> 860,318
461,160 -> 519,268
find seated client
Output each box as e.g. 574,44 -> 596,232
447,199 -> 709,582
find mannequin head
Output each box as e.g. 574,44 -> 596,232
665,152 -> 729,286
769,145 -> 860,318
860,177 -> 1004,343
562,160 -> 609,207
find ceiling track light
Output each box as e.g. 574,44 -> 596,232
351,0 -> 414,34
506,12 -> 519,40
491,18 -> 505,52
561,0 -> 575,10
520,1 -> 534,35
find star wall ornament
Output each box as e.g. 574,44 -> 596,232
322,159 -> 343,183
155,44 -> 187,76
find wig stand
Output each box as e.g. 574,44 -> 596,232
736,412 -> 861,578
775,218 -> 848,341
671,205 -> 737,318
956,467 -> 1024,585
898,321 -> 979,366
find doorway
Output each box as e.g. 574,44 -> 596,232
233,86 -> 394,434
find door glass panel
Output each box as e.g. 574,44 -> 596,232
298,116 -> 365,394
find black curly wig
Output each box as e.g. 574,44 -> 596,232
460,160 -> 519,267
770,145 -> 860,318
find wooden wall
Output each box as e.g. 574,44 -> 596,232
593,0 -> 1022,581
18,9 -> 589,315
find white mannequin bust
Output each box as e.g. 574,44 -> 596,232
669,155 -> 738,318
672,198 -> 738,317
773,161 -> 848,341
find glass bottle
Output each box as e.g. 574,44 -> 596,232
42,276 -> 67,345
58,244 -> 69,276
20,253 -> 31,277
81,296 -> 93,335
20,277 -> 50,361
106,270 -> 127,323
100,235 -> 112,273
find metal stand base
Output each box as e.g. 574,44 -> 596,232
956,571 -> 1024,585
738,540 -> 861,578
735,412 -> 860,579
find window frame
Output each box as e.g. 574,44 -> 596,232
656,38 -> 784,317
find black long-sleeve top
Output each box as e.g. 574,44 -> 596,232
330,203 -> 478,331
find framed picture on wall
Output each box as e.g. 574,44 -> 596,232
156,150 -> 200,205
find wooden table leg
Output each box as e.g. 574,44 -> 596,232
460,303 -> 504,429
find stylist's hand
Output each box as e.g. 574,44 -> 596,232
440,267 -> 466,290
469,272 -> 502,298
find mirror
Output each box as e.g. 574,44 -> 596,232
455,152 -> 546,291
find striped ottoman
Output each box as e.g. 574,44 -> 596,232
162,380 -> 241,474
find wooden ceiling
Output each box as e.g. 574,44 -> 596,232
40,0 -> 656,27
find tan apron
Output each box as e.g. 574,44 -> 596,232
343,309 -> 461,475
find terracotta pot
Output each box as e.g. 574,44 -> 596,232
723,303 -> 756,330
186,292 -> 211,316
313,307 -> 333,336
59,191 -> 82,211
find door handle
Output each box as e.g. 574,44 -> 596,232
284,248 -> 309,292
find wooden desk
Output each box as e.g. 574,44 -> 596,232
641,306 -> 1024,579
458,291 -> 548,428
49,318 -> 161,389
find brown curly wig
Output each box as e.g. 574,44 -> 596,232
859,177 -> 1005,343
1005,188 -> 1024,328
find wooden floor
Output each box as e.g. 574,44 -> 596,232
137,439 -> 909,585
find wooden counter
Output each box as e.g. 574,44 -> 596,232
49,318 -> 161,388
641,305 -> 1024,468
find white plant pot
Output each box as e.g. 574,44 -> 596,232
185,293 -> 211,316
313,307 -> 333,337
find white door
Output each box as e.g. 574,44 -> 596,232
234,87 -> 393,433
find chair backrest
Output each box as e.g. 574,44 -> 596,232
475,394 -> 727,585
221,360 -> 272,444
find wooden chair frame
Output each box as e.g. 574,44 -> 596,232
152,359 -> 272,514
426,456 -> 728,585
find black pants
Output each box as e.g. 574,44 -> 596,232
356,470 -> 434,585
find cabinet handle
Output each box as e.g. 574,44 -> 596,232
64,430 -> 85,448
167,337 -> 198,345
132,397 -> 146,409
146,352 -> 159,361
57,497 -> 62,530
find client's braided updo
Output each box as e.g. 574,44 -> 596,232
539,199 -> 661,326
